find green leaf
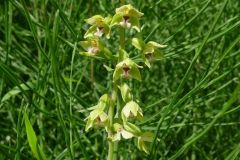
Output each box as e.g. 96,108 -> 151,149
1,82 -> 33,102
24,112 -> 47,160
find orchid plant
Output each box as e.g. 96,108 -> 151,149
80,3 -> 166,159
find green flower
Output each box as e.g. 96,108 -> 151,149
111,4 -> 143,32
85,94 -> 110,131
84,15 -> 111,38
113,58 -> 141,81
132,38 -> 167,68
85,108 -> 108,131
122,101 -> 143,120
111,123 -> 134,141
80,38 -> 111,58
137,132 -> 154,154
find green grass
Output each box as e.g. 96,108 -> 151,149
0,0 -> 240,159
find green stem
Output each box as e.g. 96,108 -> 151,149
108,1 -> 125,159
108,84 -> 117,160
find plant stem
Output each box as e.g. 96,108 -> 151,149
108,1 -> 125,159
108,84 -> 117,160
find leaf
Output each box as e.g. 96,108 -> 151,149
1,82 -> 33,102
24,112 -> 47,160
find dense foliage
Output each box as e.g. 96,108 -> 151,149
0,0 -> 240,159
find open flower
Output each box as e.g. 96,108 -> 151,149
122,101 -> 143,120
80,38 -> 111,58
113,58 -> 141,81
137,132 -> 154,154
132,38 -> 167,68
111,123 -> 134,141
85,94 -> 110,131
111,4 -> 143,32
84,15 -> 111,38
85,108 -> 108,131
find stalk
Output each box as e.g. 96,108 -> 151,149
108,1 -> 125,159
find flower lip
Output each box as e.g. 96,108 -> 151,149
94,26 -> 105,37
144,52 -> 154,60
122,64 -> 130,77
120,16 -> 131,28
87,46 -> 99,54
123,16 -> 130,21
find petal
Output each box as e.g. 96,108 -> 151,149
112,132 -> 121,141
116,5 -> 131,14
99,94 -> 109,104
121,130 -> 134,139
85,118 -> 93,131
123,101 -> 138,117
122,104 -> 131,118
113,66 -> 123,82
153,49 -> 164,59
124,122 -> 141,135
143,44 -> 155,54
147,41 -> 167,48
129,7 -> 144,17
141,142 -> 150,154
79,41 -> 91,51
104,16 -> 112,24
99,112 -> 108,122
84,26 -> 97,38
132,38 -> 145,50
144,58 -> 151,68
129,65 -> 141,81
85,15 -> 104,25
89,108 -> 103,120
130,17 -> 141,32
141,132 -> 154,142
111,13 -> 123,26
120,83 -> 132,103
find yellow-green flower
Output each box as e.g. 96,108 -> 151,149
137,132 -> 154,154
85,94 -> 110,131
80,38 -> 111,58
111,123 -> 134,141
113,58 -> 141,81
132,38 -> 167,68
84,15 -> 111,38
122,101 -> 143,120
85,108 -> 108,131
111,4 -> 143,32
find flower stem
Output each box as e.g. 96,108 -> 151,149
108,83 -> 117,160
108,1 -> 125,160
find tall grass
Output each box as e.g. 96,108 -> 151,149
0,0 -> 239,159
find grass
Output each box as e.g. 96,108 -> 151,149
0,0 -> 240,159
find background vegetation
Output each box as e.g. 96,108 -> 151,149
0,0 -> 240,159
